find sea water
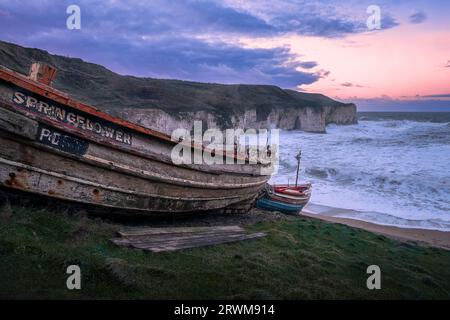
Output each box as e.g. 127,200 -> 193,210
271,112 -> 450,231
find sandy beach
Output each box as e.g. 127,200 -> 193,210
302,209 -> 450,250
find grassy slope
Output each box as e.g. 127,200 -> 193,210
1,204 -> 449,299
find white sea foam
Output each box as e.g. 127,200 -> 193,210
271,116 -> 450,230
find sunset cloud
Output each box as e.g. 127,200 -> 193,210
340,82 -> 365,88
2,0 -> 380,88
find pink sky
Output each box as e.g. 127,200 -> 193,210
242,23 -> 450,101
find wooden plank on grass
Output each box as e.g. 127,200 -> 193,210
116,231 -> 248,246
132,232 -> 267,252
121,229 -> 246,243
118,225 -> 244,237
111,230 -> 247,247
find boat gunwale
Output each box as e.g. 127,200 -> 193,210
272,190 -> 311,200
268,193 -> 310,205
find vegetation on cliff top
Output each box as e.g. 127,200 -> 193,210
1,203 -> 449,299
0,40 -> 353,120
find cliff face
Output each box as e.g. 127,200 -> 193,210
0,40 -> 357,133
112,104 -> 357,135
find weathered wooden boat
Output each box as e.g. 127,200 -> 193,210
255,183 -> 311,214
0,63 -> 273,214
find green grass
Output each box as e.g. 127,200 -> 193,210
0,204 -> 449,299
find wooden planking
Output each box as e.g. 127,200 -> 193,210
0,133 -> 263,213
111,225 -> 267,252
132,232 -> 267,252
116,230 -> 250,245
0,107 -> 38,140
0,107 -> 269,188
118,225 -> 244,237
0,157 -> 249,213
0,135 -> 261,200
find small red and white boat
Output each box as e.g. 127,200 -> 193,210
255,150 -> 312,214
270,183 -> 312,205
256,183 -> 312,214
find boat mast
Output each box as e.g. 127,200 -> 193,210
295,150 -> 302,187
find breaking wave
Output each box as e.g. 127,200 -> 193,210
271,113 -> 450,230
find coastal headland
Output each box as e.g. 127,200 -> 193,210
0,40 -> 356,135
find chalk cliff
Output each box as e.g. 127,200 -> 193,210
112,103 -> 356,135
0,40 -> 357,133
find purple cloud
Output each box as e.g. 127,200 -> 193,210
341,82 -> 365,88
298,61 -> 318,69
0,0 -> 400,89
409,10 -> 427,24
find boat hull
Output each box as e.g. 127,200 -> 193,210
0,66 -> 272,214
255,197 -> 305,214
255,182 -> 312,214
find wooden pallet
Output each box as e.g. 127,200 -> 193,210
111,225 -> 266,252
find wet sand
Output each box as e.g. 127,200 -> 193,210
302,209 -> 450,250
